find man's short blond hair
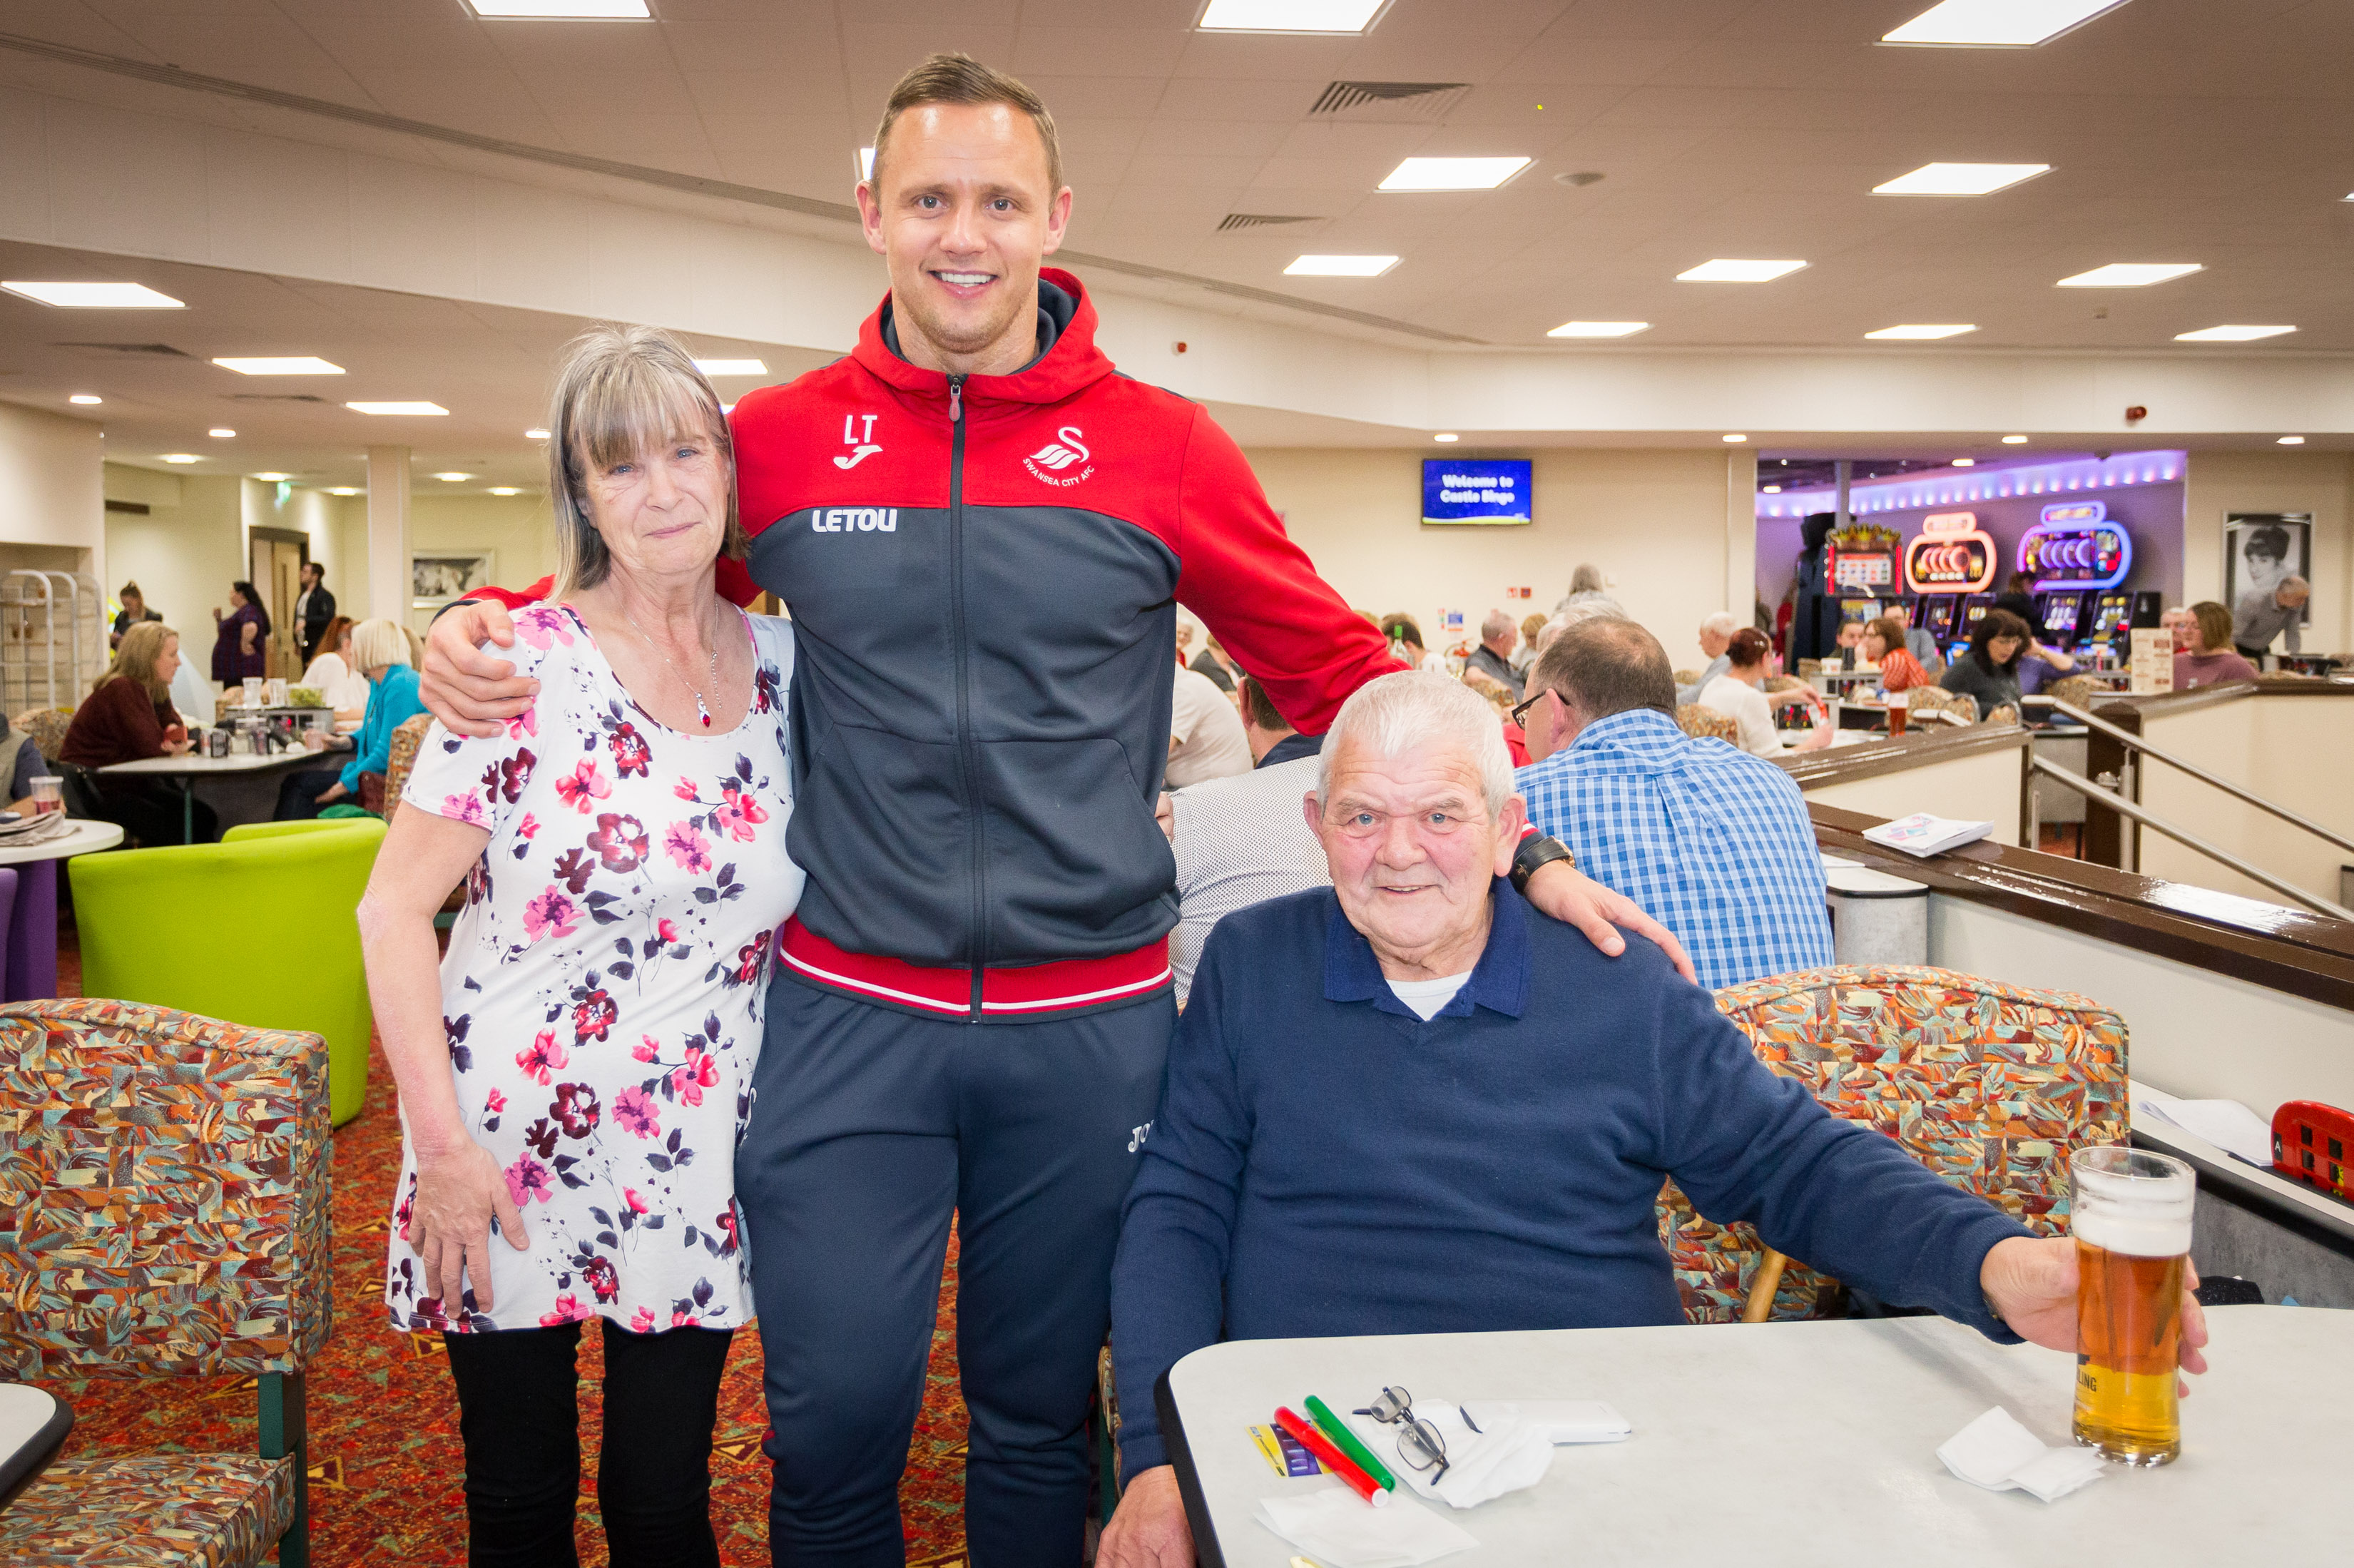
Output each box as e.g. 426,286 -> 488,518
872,53 -> 1064,197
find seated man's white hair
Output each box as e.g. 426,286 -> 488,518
1317,671 -> 1514,815
1556,599 -> 1626,630
1700,610 -> 1741,636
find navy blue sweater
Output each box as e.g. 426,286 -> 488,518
1110,881 -> 2032,1474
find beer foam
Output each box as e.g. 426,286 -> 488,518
2069,1206 -> 2191,1258
2070,1147 -> 2194,1256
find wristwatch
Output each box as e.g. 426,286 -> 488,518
1509,833 -> 1576,895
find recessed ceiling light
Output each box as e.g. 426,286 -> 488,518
433,472 -> 474,482
2055,263 -> 2201,287
251,472 -> 292,482
1547,320 -> 1650,338
1865,323 -> 1978,340
2002,434 -> 2029,443
1432,433 -> 1459,442
1952,457 -> 1976,467
68,394 -> 101,405
209,427 -> 236,438
1723,433 -> 1748,443
1198,0 -> 1387,33
1872,162 -> 2052,196
857,147 -> 875,181
2174,324 -> 2296,342
160,454 -> 200,464
489,487 -> 523,497
1377,157 -> 1532,192
464,0 -> 650,15
1678,259 -> 1808,283
1882,0 -> 2131,48
693,358 -> 768,376
329,487 -> 361,497
213,356 -> 345,375
1285,255 -> 1400,277
1762,484 -> 1783,494
2278,434 -> 2305,444
524,427 -> 551,440
347,402 -> 448,416
3,280 -> 184,308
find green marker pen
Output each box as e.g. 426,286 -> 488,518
1304,1394 -> 1397,1494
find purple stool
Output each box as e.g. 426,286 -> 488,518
0,865 -> 30,1002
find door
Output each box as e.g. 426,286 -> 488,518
249,533 -> 306,678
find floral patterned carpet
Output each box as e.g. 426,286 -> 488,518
36,941 -> 974,1566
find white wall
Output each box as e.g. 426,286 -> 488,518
2182,448 -> 2354,651
407,492 -> 556,636
1245,447 -> 1751,673
1800,745 -> 2028,847
0,401 -> 103,579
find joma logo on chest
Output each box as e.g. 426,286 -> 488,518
811,508 -> 898,533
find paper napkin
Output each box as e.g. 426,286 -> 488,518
1255,1486 -> 1477,1568
1937,1406 -> 2105,1503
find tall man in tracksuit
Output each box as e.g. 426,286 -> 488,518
421,54 -> 1688,1567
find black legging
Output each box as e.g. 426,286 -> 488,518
273,768 -> 345,820
441,1319 -> 733,1568
96,784 -> 218,845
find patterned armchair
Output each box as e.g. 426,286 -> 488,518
1904,685 -> 1977,725
10,708 -> 74,764
2043,674 -> 2098,712
377,713 -> 434,829
1658,966 -> 2127,1324
1673,704 -> 1741,743
0,999 -> 331,1567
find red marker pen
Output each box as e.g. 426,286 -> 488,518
1273,1405 -> 1390,1507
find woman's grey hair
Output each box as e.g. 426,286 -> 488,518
1316,671 -> 1515,816
546,324 -> 741,598
1569,563 -> 1607,594
1701,609 -> 1741,636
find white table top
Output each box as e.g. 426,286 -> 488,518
1166,1305 -> 2337,1566
0,1382 -> 68,1481
0,818 -> 122,864
98,750 -> 313,776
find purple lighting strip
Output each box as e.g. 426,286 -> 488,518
1758,450 -> 2186,519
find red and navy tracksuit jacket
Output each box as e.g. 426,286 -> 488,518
489,270 -> 1400,1021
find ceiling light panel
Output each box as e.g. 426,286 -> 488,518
490,487 -> 523,497
465,1 -> 650,16
209,427 -> 236,437
347,402 -> 448,416
251,472 -> 292,482
433,472 -> 474,482
1678,259 -> 1807,282
2174,325 -> 2296,342
1547,321 -> 1650,338
1882,0 -> 2132,48
1198,0 -> 1388,34
213,357 -> 344,375
4,280 -> 184,308
68,394 -> 101,405
692,359 -> 769,376
1872,162 -> 2052,195
1865,324 -> 1978,339
1377,157 -> 1531,192
857,147 -> 875,180
160,454 -> 200,464
1285,255 -> 1399,277
2055,263 -> 2201,287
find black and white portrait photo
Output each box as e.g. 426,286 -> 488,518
2224,513 -> 2312,656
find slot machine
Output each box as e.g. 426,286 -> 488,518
2086,590 -> 2135,659
2019,499 -> 2134,655
2034,589 -> 2091,648
1901,511 -> 1996,660
1917,592 -> 1962,644
1954,593 -> 1995,660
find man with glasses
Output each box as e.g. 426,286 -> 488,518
1099,671 -> 2205,1566
1515,616 -> 1830,992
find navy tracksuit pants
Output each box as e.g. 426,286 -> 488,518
735,969 -> 1171,1567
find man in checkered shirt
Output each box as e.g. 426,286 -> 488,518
1515,616 -> 1832,991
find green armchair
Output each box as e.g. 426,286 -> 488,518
68,818 -> 384,1126
0,997 -> 332,1567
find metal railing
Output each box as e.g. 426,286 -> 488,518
2029,753 -> 2354,922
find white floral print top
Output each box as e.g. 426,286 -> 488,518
384,603 -> 802,1334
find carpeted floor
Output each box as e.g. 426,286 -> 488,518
36,939 -> 974,1566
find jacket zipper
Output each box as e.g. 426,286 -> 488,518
946,373 -> 984,1020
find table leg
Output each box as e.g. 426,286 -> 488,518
5,857 -> 54,1002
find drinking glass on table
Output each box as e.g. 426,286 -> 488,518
2069,1146 -> 2195,1465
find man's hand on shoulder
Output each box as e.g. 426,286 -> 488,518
1524,861 -> 1698,985
1980,1234 -> 2209,1383
1096,1465 -> 1193,1568
421,601 -> 531,738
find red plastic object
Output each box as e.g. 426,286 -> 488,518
2271,1100 -> 2354,1200
1273,1405 -> 1385,1506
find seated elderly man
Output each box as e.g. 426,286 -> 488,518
1095,671 -> 2206,1565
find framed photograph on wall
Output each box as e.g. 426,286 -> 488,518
412,551 -> 496,609
2223,514 -> 2310,633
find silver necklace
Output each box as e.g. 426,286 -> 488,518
621,608 -> 720,728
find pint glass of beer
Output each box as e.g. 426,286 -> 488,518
2069,1146 -> 2195,1465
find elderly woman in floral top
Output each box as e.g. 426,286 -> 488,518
359,324 -> 802,1567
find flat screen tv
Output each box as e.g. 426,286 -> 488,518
1422,458 -> 1532,526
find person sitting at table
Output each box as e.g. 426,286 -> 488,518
61,620 -> 218,844
1831,617 -> 1865,670
272,618 -> 423,819
2014,627 -> 2077,697
1859,616 -> 1930,693
1094,671 -> 2210,1567
210,579 -> 272,686
1938,609 -> 2031,718
298,615 -> 372,723
1696,628 -> 1832,756
2175,601 -> 2261,690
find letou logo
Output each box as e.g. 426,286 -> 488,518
1024,425 -> 1095,487
834,412 -> 882,470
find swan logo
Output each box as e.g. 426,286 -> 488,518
1022,425 -> 1095,487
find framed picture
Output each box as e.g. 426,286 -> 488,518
2223,514 -> 2310,633
412,552 -> 495,608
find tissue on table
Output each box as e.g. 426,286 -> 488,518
1340,1398 -> 1554,1510
1937,1406 -> 2106,1503
1468,1399 -> 1632,1445
1255,1487 -> 1477,1568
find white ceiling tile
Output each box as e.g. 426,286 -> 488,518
1012,26 -> 1193,80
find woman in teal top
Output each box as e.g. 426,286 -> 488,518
274,618 -> 427,819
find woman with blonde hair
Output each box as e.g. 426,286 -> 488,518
63,619 -> 215,842
360,323 -> 800,1564
272,617 -> 424,818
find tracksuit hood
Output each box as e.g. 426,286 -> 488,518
856,268 -> 1111,409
